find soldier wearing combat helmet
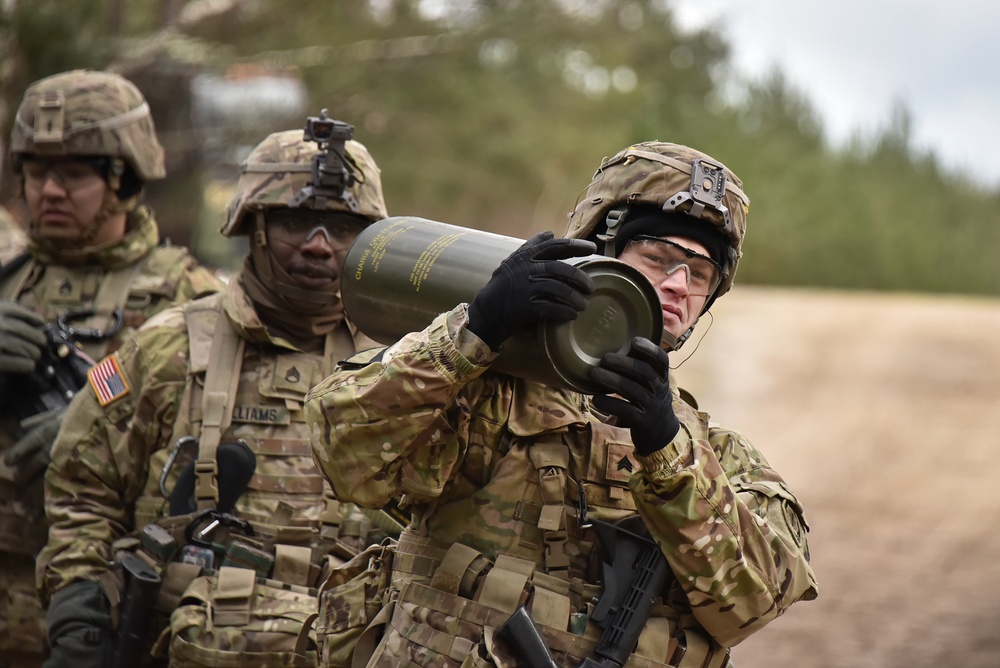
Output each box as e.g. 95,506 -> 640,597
306,141 -> 818,667
38,114 -> 398,667
0,70 -> 221,668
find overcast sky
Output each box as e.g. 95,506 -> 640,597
671,0 -> 1000,189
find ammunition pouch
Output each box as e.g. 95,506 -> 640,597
114,509 -> 364,667
352,531 -> 731,668
314,540 -> 395,668
166,566 -> 320,668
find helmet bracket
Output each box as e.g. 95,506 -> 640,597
34,92 -> 66,144
597,206 -> 629,257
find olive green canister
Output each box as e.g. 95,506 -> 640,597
342,217 -> 662,394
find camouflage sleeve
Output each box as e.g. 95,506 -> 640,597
307,305 -> 497,509
168,253 -> 225,304
171,254 -> 225,303
37,315 -> 188,603
630,421 -> 819,647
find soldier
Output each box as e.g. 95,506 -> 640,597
0,69 -> 222,668
306,141 -> 819,667
37,117 -> 395,668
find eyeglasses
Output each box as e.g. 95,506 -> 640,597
22,159 -> 104,193
621,235 -> 723,296
266,210 -> 364,248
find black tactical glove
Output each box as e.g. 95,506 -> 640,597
467,231 -> 597,351
0,300 -> 46,374
590,337 -> 680,456
3,406 -> 67,484
44,580 -> 114,668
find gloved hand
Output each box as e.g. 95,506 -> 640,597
590,337 -> 680,456
3,406 -> 67,484
44,580 -> 114,668
467,231 -> 597,351
0,300 -> 46,374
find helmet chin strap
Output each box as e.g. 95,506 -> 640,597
28,158 -> 137,248
250,212 -> 340,306
663,325 -> 693,351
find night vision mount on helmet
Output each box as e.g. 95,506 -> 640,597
288,109 -> 359,212
221,113 -> 387,239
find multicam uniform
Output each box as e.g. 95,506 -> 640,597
305,142 -> 819,668
39,124 -> 393,667
0,70 -> 221,668
0,213 -> 220,665
306,310 -> 817,667
0,205 -> 18,233
37,277 -> 381,663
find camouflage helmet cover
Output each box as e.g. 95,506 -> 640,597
566,141 -> 749,301
10,69 -> 165,181
222,129 -> 388,237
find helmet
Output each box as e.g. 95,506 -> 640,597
566,141 -> 749,306
222,129 -> 388,238
10,69 -> 165,182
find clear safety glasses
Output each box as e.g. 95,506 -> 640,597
21,158 -> 104,193
266,210 -> 364,249
621,235 -> 723,296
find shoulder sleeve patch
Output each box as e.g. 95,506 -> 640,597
87,353 -> 131,406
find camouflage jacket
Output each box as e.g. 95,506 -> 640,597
1,205 -> 220,341
38,274 -> 378,603
306,305 -> 818,656
0,206 -> 220,661
0,204 -> 17,233
0,205 -> 221,546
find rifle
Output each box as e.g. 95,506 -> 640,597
498,518 -> 672,668
6,307 -> 122,423
111,552 -> 162,668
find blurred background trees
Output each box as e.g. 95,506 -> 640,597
2,0 -> 998,294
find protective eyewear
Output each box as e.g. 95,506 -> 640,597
622,235 -> 723,296
266,210 -> 364,248
21,158 -> 104,192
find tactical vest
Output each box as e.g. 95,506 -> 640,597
317,382 -> 731,668
120,296 -> 386,666
131,295 -> 376,558
0,243 -> 209,554
1,244 -> 205,361
0,235 -> 213,663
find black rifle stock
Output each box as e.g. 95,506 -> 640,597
581,519 -> 672,667
111,552 -> 162,668
499,518 -> 672,668
496,606 -> 559,668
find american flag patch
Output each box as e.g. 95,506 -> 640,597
87,353 -> 130,406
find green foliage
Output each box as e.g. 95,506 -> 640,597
3,0 -> 998,294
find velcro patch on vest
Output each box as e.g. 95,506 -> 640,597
605,442 -> 641,484
88,353 -> 130,406
254,438 -> 312,456
231,405 -> 290,425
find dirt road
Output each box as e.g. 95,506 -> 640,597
671,286 -> 1000,668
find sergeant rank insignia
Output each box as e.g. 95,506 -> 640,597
88,353 -> 131,406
